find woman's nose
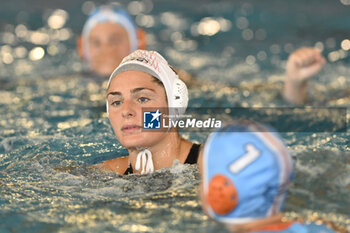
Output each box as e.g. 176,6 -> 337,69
121,100 -> 136,118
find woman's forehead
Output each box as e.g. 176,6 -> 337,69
108,71 -> 161,91
89,22 -> 128,37
113,70 -> 154,82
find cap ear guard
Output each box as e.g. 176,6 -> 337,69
169,78 -> 188,118
207,174 -> 239,216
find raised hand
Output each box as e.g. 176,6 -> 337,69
286,47 -> 326,82
283,47 -> 326,104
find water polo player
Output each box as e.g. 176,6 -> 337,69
99,50 -> 200,175
199,122 -> 338,233
77,5 -> 146,77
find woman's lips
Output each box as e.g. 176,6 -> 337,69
122,125 -> 142,133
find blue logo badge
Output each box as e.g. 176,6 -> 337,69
143,110 -> 161,129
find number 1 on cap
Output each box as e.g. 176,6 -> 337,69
229,144 -> 260,174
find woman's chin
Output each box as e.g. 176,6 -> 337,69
120,136 -> 152,150
93,64 -> 118,77
95,68 -> 114,77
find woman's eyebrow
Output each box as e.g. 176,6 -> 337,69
131,87 -> 156,94
107,88 -> 156,98
109,33 -> 124,39
107,91 -> 122,98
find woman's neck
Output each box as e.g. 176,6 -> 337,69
127,131 -> 188,173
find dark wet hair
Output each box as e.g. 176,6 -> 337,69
150,76 -> 168,103
151,76 -> 164,87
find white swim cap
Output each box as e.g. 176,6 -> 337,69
106,50 -> 189,123
82,5 -> 138,61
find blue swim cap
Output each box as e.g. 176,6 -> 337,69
202,122 -> 293,224
82,5 -> 138,60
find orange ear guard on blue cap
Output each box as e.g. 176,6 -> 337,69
207,174 -> 239,215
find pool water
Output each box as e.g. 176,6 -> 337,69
0,0 -> 349,232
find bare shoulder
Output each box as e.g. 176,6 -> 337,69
97,156 -> 129,174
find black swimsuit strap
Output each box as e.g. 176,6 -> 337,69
123,143 -> 201,175
124,164 -> 133,175
184,143 -> 201,164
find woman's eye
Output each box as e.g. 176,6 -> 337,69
110,39 -> 121,46
111,100 -> 121,106
90,39 -> 101,48
138,97 -> 150,103
110,36 -> 125,46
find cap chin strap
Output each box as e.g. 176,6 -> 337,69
135,148 -> 154,174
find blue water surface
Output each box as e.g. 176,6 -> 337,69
0,0 -> 349,232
